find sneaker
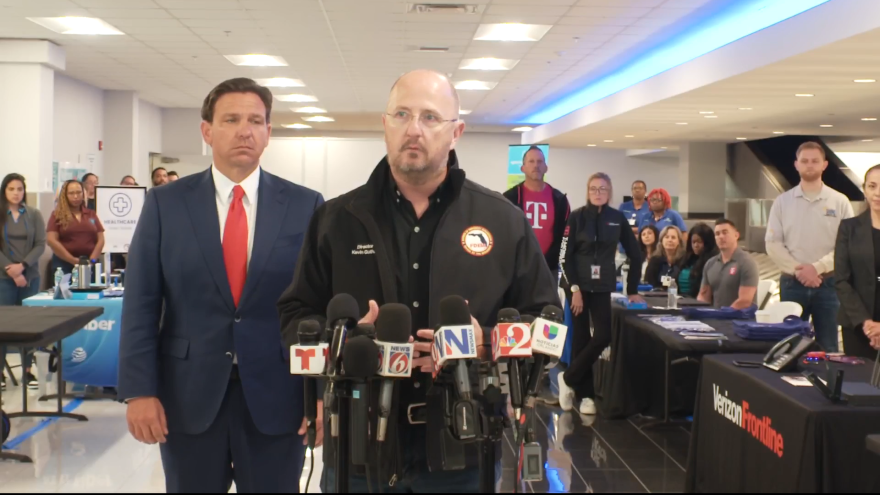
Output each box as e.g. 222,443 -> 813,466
558,373 -> 576,412
579,398 -> 597,416
25,372 -> 38,391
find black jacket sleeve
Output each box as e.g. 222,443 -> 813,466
559,209 -> 579,289
618,212 -> 642,295
834,219 -> 872,328
277,203 -> 332,346
504,215 -> 561,317
644,256 -> 663,288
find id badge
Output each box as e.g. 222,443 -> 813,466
628,217 -> 636,227
661,275 -> 672,287
591,265 -> 601,280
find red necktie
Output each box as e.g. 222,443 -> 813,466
222,185 -> 248,307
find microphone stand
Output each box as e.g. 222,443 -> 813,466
477,361 -> 507,493
332,377 -> 351,494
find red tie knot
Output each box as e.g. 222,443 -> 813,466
232,185 -> 245,202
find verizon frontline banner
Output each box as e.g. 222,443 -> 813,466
507,144 -> 549,190
96,186 -> 146,254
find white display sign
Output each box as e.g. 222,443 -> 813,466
95,186 -> 146,254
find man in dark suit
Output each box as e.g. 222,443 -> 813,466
118,78 -> 324,493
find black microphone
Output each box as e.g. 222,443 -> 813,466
375,303 -> 413,442
437,295 -> 477,401
297,320 -> 323,450
325,294 -> 360,437
342,335 -> 380,467
495,308 -> 525,422
524,305 -> 566,403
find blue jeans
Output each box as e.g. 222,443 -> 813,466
51,254 -> 75,275
780,274 -> 840,352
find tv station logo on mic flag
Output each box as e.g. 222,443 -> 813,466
492,322 -> 532,361
530,318 -> 568,358
433,325 -> 477,375
290,343 -> 329,375
378,342 -> 414,378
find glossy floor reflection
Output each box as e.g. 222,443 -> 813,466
3,378 -> 685,492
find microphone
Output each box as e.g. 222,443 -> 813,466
434,295 -> 477,400
325,294 -> 360,437
291,320 -> 326,450
341,335 -> 380,467
375,303 -> 414,442
524,305 -> 568,406
491,308 -> 532,422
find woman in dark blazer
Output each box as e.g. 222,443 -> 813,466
835,164 -> 880,358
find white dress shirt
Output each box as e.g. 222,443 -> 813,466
212,164 -> 260,267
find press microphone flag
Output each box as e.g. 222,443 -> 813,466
375,303 -> 414,442
291,320 -> 329,375
492,321 -> 532,361
432,297 -> 478,379
530,313 -> 568,359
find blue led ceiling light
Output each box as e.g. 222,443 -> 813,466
525,0 -> 831,124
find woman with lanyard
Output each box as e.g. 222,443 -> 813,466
46,180 -> 105,275
644,225 -> 686,289
0,173 -> 46,391
557,173 -> 644,415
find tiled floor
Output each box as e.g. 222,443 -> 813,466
2,371 -> 688,493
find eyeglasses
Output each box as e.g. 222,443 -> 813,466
385,110 -> 458,130
589,187 -> 609,194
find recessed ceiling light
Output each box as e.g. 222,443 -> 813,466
255,78 -> 304,88
511,127 -> 532,132
661,147 -> 668,149
625,135 -> 635,138
819,124 -> 833,128
459,58 -> 519,71
863,139 -> 875,142
275,94 -> 318,103
473,23 -> 552,42
676,122 -> 688,125
587,144 -> 597,147
224,54 -> 288,67
863,117 -> 878,121
699,111 -> 714,115
736,137 -> 748,140
795,93 -> 814,97
604,140 -> 614,143
704,115 -> 718,119
459,110 -> 472,115
854,79 -> 876,83
293,107 -> 327,114
303,116 -> 334,123
454,80 -> 497,91
739,107 -> 753,110
773,131 -> 785,134
27,17 -> 124,35
284,123 -> 312,129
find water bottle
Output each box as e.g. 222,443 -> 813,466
71,265 -> 79,287
621,262 -> 629,296
667,279 -> 678,309
54,267 -> 64,289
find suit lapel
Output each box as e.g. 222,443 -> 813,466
860,213 -> 876,306
185,169 -> 235,312
239,172 -> 287,308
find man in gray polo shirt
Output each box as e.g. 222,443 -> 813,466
699,219 -> 759,308
765,141 -> 853,352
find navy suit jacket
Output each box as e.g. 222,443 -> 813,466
118,167 -> 324,436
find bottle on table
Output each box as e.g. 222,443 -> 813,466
621,262 -> 630,296
668,279 -> 678,309
71,265 -> 79,287
54,267 -> 64,289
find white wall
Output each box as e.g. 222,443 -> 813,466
53,73 -> 103,179
729,143 -> 782,199
138,100 -> 162,185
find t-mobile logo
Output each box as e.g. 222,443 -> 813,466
525,202 -> 548,229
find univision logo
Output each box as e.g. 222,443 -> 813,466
543,324 -> 559,341
71,347 -> 88,363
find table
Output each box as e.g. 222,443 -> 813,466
686,354 -> 880,493
596,294 -> 715,419
0,306 -> 104,463
22,293 -> 123,389
596,295 -> 779,420
869,435 -> 880,456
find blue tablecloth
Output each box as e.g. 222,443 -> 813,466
22,293 -> 123,387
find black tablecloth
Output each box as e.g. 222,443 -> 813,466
0,306 -> 104,347
596,298 -> 775,419
686,354 -> 880,493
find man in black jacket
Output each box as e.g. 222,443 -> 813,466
277,70 -> 559,492
503,147 -> 570,275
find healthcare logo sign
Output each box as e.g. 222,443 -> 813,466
96,186 -> 146,254
713,383 -> 784,458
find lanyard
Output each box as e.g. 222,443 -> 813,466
4,208 -> 28,258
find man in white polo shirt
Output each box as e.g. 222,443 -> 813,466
765,141 -> 854,352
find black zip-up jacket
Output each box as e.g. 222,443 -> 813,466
503,182 -> 570,273
559,204 -> 642,295
277,150 -> 559,481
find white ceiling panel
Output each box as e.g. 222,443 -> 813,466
153,0 -> 241,9
72,0 -> 160,8
87,8 -> 171,18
